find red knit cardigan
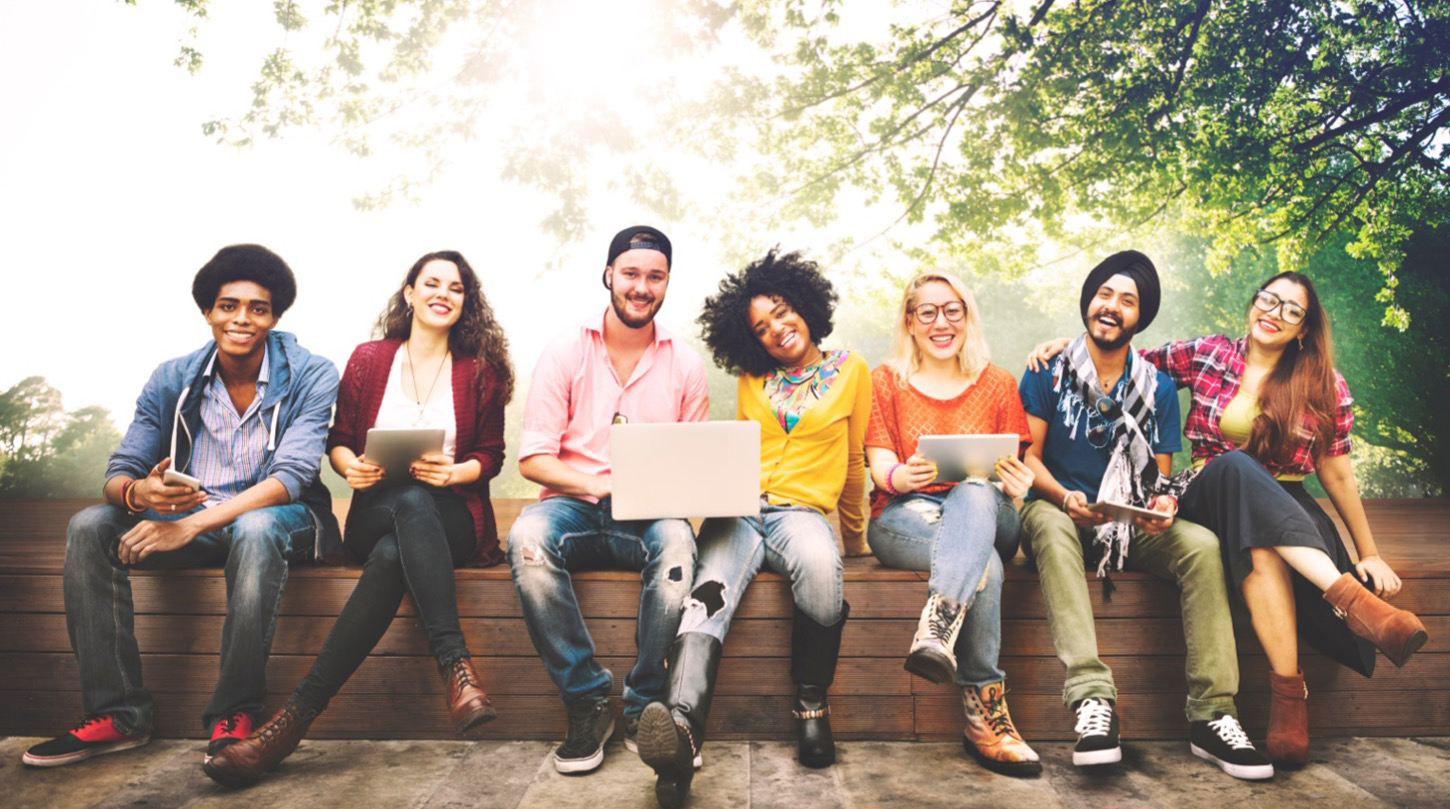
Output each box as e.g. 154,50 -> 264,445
326,339 -> 506,566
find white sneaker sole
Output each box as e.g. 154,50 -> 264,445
553,718 -> 615,774
1072,745 -> 1122,766
22,736 -> 150,768
1190,743 -> 1275,781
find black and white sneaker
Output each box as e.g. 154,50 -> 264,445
1072,698 -> 1122,766
554,697 -> 615,774
1190,714 -> 1274,780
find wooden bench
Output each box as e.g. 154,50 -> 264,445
1,498 -> 1445,742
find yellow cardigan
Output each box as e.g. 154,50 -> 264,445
737,351 -> 871,553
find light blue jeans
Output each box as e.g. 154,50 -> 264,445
507,496 -> 696,717
679,503 -> 845,640
866,482 -> 1020,687
65,502 -> 316,734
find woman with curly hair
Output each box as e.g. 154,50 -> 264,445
865,272 -> 1041,776
637,249 -> 869,808
1027,271 -> 1428,769
205,251 -> 515,787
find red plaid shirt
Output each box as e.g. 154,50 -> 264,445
1139,335 -> 1353,477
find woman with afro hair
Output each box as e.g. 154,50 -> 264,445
636,249 -> 870,808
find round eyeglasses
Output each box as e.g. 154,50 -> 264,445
1252,289 -> 1307,325
910,301 -> 967,324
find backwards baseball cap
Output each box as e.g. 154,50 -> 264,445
606,225 -> 672,269
1080,249 -> 1161,334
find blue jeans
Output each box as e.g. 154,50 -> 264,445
64,502 -> 316,734
507,496 -> 696,717
867,483 -> 1020,687
679,503 -> 844,641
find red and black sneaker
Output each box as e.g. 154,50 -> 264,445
22,715 -> 150,768
205,713 -> 255,763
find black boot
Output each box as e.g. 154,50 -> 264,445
638,633 -> 721,809
791,601 -> 849,768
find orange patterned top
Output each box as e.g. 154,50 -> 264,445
866,363 -> 1032,518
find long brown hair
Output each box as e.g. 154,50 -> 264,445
1243,272 -> 1337,465
374,251 -> 515,404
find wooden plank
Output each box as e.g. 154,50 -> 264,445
0,653 -> 913,697
6,613 -> 1448,658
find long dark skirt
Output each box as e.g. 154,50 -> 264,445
1179,450 -> 1376,677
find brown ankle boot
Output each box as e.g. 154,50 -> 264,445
1266,670 -> 1309,769
202,701 -> 316,788
443,657 -> 497,733
1323,572 -> 1428,667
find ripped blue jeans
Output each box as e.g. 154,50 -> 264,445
866,482 -> 1020,687
678,503 -> 844,640
507,495 -> 696,717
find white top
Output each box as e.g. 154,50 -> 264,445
376,347 -> 457,458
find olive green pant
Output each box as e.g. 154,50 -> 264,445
1020,499 -> 1240,722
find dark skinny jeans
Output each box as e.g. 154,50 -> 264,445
292,483 -> 475,713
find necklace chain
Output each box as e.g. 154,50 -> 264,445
405,340 -> 449,425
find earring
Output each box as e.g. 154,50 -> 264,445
1297,334 -> 1304,349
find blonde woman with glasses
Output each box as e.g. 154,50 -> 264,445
864,272 -> 1040,775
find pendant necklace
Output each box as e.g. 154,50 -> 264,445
406,339 -> 450,426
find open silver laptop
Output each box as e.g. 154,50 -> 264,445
609,421 -> 761,520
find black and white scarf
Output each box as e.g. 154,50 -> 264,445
1052,335 -> 1188,574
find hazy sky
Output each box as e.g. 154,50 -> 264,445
0,1 -> 853,424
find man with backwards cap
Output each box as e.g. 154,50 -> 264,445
1016,251 -> 1274,780
508,226 -> 709,774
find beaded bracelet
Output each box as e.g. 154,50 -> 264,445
884,462 -> 905,496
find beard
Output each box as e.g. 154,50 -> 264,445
611,286 -> 662,329
1084,308 -> 1134,351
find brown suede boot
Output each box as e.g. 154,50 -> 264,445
1266,670 -> 1309,769
1323,572 -> 1428,667
443,657 -> 497,733
202,701 -> 316,788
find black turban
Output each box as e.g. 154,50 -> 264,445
1080,250 -> 1160,334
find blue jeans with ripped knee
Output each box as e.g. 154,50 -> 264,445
866,482 -> 1019,686
507,495 -> 696,717
679,503 -> 844,641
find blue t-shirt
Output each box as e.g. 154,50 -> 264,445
1018,362 -> 1182,503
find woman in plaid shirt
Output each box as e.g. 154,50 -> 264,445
1032,271 -> 1427,769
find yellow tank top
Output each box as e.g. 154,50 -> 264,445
1193,390 -> 1305,481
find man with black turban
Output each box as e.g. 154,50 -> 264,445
1014,251 -> 1274,781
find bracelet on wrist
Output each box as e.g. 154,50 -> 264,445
122,479 -> 142,514
1061,490 -> 1076,512
884,462 -> 904,496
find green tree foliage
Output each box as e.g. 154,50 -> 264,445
728,0 -> 1448,327
0,379 -> 121,498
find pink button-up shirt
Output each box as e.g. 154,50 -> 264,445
519,309 -> 710,501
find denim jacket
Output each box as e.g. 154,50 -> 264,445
105,330 -> 342,558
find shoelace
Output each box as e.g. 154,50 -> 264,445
71,715 -> 109,734
928,597 -> 961,640
1074,699 -> 1114,737
450,660 -> 476,690
565,701 -> 603,741
979,689 -> 1017,737
255,705 -> 301,749
1207,715 -> 1255,750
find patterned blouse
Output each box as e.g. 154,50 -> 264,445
764,350 -> 851,433
1139,334 -> 1353,478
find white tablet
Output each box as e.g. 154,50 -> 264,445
363,427 -> 446,485
916,434 -> 1021,483
1088,500 -> 1165,522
